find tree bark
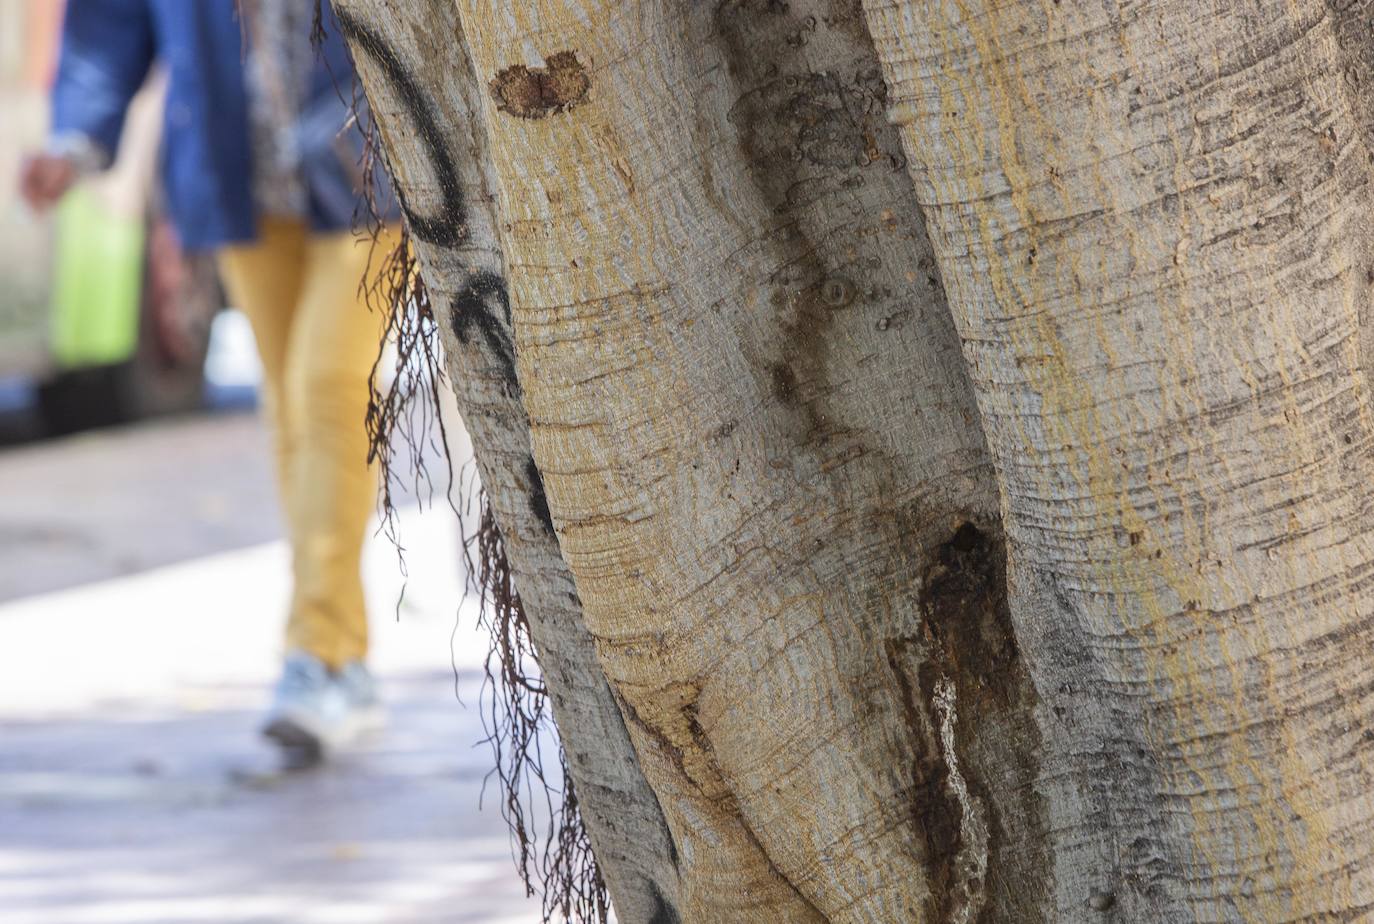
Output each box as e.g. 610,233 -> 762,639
1330,0 -> 1374,390
330,4 -> 681,920
453,1 -> 1053,919
865,0 -> 1374,918
336,0 -> 1374,921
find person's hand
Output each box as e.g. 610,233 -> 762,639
18,152 -> 78,212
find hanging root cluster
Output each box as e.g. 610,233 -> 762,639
472,499 -> 610,924
321,16 -> 610,919
360,224 -> 455,533
340,71 -> 451,534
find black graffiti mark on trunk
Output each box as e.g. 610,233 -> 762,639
450,270 -> 518,392
645,881 -> 682,924
333,8 -> 467,247
525,456 -> 556,535
450,273 -> 550,536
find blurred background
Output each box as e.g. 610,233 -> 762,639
0,2 -> 545,921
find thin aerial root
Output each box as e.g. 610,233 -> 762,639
473,497 -> 610,924
362,226 -> 455,533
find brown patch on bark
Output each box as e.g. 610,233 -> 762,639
759,277 -> 852,449
875,512 -> 1050,921
913,522 -> 1010,920
768,361 -> 801,405
490,51 -> 590,119
712,1 -> 911,455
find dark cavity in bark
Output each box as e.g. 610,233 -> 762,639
919,522 -> 1019,703
882,522 -> 1021,923
883,633 -> 966,924
920,520 -> 1050,921
524,455 -> 556,536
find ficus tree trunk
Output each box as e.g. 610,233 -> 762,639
331,0 -> 1374,921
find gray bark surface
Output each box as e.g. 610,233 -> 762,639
866,0 -> 1374,918
330,3 -> 682,921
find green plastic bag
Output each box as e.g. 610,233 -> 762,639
50,186 -> 144,369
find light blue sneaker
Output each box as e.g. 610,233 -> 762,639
261,653 -> 382,768
336,660 -> 386,732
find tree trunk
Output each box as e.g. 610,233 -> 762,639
866,0 -> 1374,917
335,1 -> 1374,921
330,4 -> 681,920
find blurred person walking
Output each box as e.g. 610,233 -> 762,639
19,0 -> 398,768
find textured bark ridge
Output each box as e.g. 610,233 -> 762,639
329,3 -> 682,922
454,1 -> 1044,920
1332,0 -> 1374,149
1330,0 -> 1374,387
865,0 -> 1374,918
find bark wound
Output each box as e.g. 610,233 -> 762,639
917,523 -> 1010,921
919,523 -> 1019,706
885,635 -> 971,924
490,52 -> 591,119
888,521 -> 1043,922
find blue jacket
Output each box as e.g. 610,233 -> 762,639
51,0 -> 388,252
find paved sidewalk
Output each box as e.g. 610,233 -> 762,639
0,411 -> 282,601
0,414 -> 545,924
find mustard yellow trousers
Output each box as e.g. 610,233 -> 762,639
216,217 -> 397,670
